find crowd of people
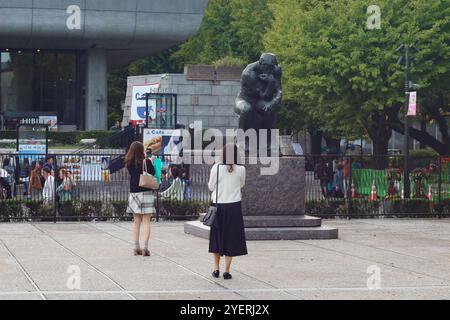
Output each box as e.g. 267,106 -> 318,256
0,156 -> 76,203
314,158 -> 351,198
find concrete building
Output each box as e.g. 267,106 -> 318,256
0,0 -> 207,130
123,70 -> 241,133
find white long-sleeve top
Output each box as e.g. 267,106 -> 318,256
43,175 -> 55,202
208,164 -> 246,204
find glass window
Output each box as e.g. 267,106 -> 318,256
1,52 -> 35,112
0,50 -> 79,126
147,94 -> 177,129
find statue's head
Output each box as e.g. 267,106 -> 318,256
259,53 -> 278,73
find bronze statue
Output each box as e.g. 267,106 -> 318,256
235,53 -> 282,153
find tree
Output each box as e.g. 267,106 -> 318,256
107,46 -> 182,127
172,0 -> 272,65
264,0 -> 450,159
387,0 -> 450,155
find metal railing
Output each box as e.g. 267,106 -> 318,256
303,154 -> 450,218
0,152 -> 449,222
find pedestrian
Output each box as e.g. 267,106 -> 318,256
3,157 -> 16,196
332,164 -> 344,198
56,169 -> 73,202
44,156 -> 57,175
160,167 -> 184,201
0,167 -> 12,199
325,161 -> 334,197
29,161 -> 43,199
159,170 -> 171,192
314,158 -> 328,198
110,120 -> 122,131
125,141 -> 156,257
181,168 -> 192,200
19,158 -> 31,196
208,144 -> 247,280
42,167 -> 55,203
342,159 -> 350,198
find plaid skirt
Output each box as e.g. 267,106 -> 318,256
126,192 -> 155,215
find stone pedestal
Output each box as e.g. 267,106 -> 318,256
184,157 -> 338,240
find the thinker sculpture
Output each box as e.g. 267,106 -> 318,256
235,53 -> 282,155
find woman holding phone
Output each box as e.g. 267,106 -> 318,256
125,141 -> 156,257
208,144 -> 247,280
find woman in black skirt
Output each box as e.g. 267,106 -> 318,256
208,144 -> 247,280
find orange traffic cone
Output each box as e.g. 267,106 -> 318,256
369,180 -> 377,201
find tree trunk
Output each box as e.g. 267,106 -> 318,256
370,131 -> 391,169
309,129 -> 323,155
388,104 -> 449,155
369,109 -> 392,169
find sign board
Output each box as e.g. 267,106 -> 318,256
16,124 -> 48,163
407,92 -> 417,116
143,128 -> 183,163
38,116 -> 58,132
130,84 -> 160,123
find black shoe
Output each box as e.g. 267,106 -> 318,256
223,272 -> 232,280
212,270 -> 220,278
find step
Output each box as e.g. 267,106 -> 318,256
184,221 -> 338,241
244,215 -> 322,228
200,214 -> 321,228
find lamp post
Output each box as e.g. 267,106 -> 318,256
396,44 -> 417,198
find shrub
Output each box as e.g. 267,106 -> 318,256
112,201 -> 129,219
159,200 -> 209,220
213,56 -> 247,68
75,201 -> 104,219
305,198 -> 449,219
409,149 -> 439,158
1,130 -> 118,148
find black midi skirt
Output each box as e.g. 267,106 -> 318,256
209,201 -> 248,257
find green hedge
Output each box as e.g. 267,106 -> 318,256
409,149 -> 439,158
306,199 -> 450,218
0,200 -> 130,222
0,199 -> 210,222
0,130 -> 118,148
159,200 -> 209,220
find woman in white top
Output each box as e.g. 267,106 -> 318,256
208,144 -> 247,280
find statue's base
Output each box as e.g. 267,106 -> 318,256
184,157 -> 338,241
184,215 -> 338,240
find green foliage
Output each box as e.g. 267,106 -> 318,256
0,130 -> 120,148
264,0 -> 450,152
213,56 -> 246,68
107,46 -> 182,128
173,0 -> 272,66
306,198 -> 447,218
0,200 -> 54,222
409,149 -> 439,158
160,200 -> 209,220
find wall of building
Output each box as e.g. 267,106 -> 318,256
123,73 -> 241,133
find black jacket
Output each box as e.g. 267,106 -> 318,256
127,159 -> 156,193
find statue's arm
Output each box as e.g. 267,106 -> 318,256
235,68 -> 258,115
262,66 -> 282,112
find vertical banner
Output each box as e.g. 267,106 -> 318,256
407,92 -> 417,116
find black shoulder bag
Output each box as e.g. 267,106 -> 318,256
203,165 -> 220,228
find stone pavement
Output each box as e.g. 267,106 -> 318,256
1,219 -> 450,300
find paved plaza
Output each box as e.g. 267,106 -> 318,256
1,219 -> 450,300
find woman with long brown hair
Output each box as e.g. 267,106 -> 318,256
208,143 -> 247,280
125,141 -> 156,257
